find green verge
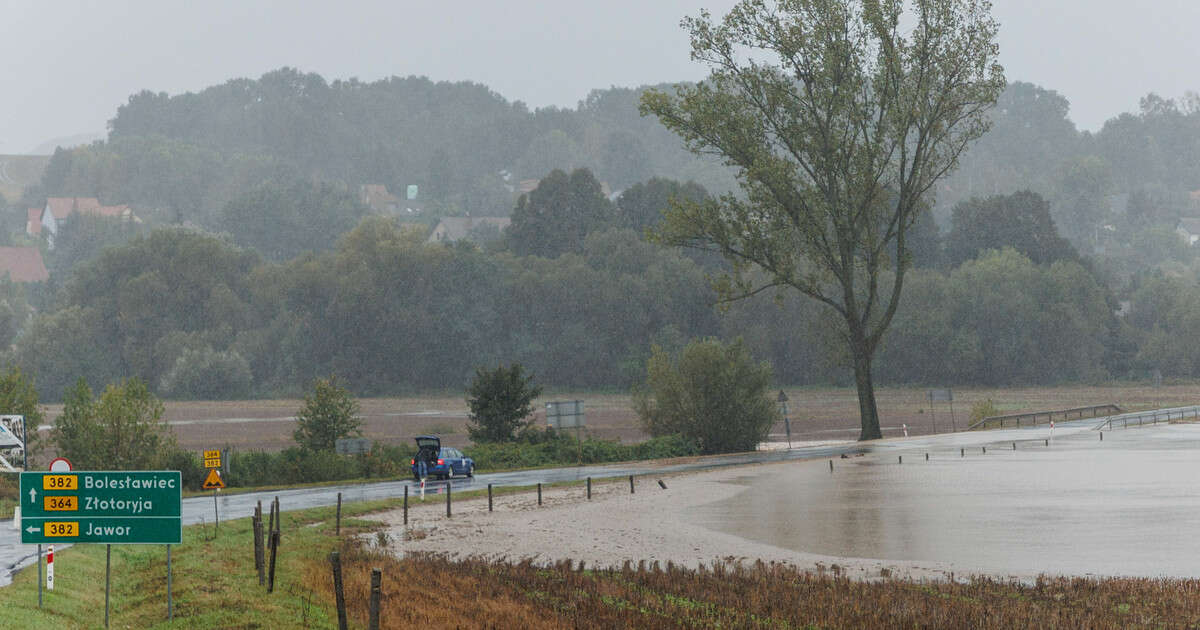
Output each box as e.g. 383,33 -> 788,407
0,497 -> 403,629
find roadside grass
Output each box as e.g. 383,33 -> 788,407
0,497 -> 402,629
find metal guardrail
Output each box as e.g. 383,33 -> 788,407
1092,405 -> 1200,431
968,404 -> 1123,431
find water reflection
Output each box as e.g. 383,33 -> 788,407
696,426 -> 1200,576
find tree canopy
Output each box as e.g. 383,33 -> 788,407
642,0 -> 1005,439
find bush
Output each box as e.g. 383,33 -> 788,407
52,378 -> 176,470
159,346 -> 253,400
466,363 -> 542,443
293,376 -> 361,451
970,398 -> 1002,424
221,443 -> 417,489
464,432 -> 698,471
634,338 -> 779,454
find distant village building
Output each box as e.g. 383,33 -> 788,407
28,197 -> 139,245
359,184 -> 400,213
428,216 -> 511,243
0,247 -> 49,282
1176,217 -> 1200,246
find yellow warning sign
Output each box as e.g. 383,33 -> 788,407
202,469 -> 225,490
203,450 -> 222,468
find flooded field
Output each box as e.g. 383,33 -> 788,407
697,422 -> 1200,577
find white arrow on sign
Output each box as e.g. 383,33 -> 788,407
28,488 -> 35,504
25,526 -> 40,533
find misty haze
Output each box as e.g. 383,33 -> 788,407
2,1 -> 1200,627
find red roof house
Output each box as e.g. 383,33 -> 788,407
0,247 -> 49,282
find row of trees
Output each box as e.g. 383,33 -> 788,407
24,71 -> 734,234
4,214 -> 1181,405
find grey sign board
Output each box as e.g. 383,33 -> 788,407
546,400 -> 585,429
927,389 -> 953,403
335,438 -> 371,455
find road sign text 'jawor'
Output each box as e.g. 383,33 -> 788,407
19,471 -> 182,544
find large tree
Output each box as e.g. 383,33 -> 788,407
642,0 -> 1005,439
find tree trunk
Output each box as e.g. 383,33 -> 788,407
852,341 -> 883,441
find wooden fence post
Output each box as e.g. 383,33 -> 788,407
336,492 -> 342,535
537,483 -> 542,506
630,475 -> 635,494
488,484 -> 493,512
587,477 -> 592,500
267,531 -> 279,593
368,567 -> 382,630
330,552 -> 348,630
253,506 -> 264,586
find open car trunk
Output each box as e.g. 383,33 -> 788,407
414,436 -> 441,463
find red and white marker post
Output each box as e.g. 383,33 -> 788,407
46,545 -> 53,590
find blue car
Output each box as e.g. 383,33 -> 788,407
411,435 -> 474,480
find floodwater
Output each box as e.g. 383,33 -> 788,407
696,422 -> 1200,577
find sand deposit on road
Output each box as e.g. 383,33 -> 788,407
373,459 -> 976,582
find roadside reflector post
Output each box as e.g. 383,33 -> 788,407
446,481 -> 452,518
403,486 -> 408,526
630,475 -> 635,494
537,483 -> 542,506
1012,442 -> 1016,451
898,455 -> 902,465
829,460 -> 833,473
587,477 -> 592,500
1100,431 -> 1103,441
488,484 -> 493,512
961,448 -> 964,457
925,453 -> 929,461
982,446 -> 986,454
46,544 -> 53,591
335,492 -> 342,535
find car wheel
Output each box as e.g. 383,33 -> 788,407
467,464 -> 474,478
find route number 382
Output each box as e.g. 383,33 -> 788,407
42,475 -> 78,490
46,522 -> 78,537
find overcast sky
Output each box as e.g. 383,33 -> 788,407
3,1 -> 1200,154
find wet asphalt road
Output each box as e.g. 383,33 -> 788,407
2,406 -> 1191,585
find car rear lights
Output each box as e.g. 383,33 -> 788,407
437,459 -> 445,466
410,458 -> 415,465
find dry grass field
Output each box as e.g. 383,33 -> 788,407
314,544 -> 1200,629
35,383 -> 1200,453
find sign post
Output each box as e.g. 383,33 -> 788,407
21,470 -> 181,624
546,401 -> 585,465
927,389 -> 954,433
202,450 -> 224,536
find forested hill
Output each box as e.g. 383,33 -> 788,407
30,68 -> 735,230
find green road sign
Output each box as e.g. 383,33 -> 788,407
19,471 -> 181,544
20,517 -> 181,544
